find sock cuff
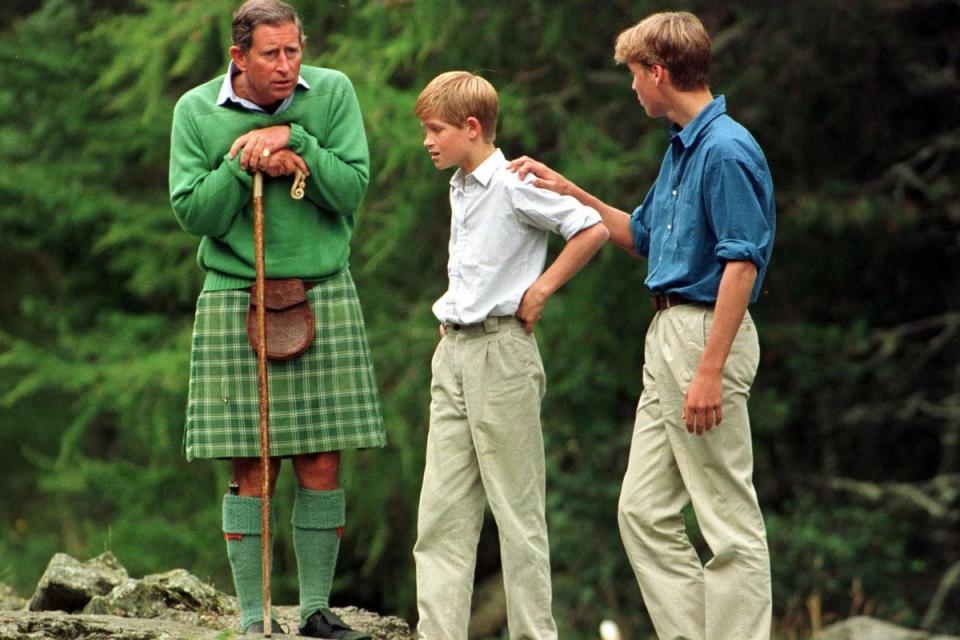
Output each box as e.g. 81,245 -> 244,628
292,487 -> 345,530
222,494 -> 265,535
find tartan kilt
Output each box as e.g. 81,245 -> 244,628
184,269 -> 386,460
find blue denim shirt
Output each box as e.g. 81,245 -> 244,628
630,96 -> 775,304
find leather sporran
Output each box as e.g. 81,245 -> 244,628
246,278 -> 315,361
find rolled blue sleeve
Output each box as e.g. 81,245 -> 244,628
707,154 -> 774,271
630,208 -> 651,257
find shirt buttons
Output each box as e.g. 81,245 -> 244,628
672,189 -> 677,196
667,224 -> 672,230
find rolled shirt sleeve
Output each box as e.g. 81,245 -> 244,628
630,194 -> 653,258
513,175 -> 602,239
707,153 -> 775,272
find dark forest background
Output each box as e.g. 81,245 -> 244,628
1,1 -> 958,638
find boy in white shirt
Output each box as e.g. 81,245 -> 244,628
412,71 -> 609,640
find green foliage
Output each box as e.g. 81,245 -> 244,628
767,492 -> 928,632
1,1 -> 959,638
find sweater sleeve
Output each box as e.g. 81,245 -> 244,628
287,73 -> 370,216
168,96 -> 252,239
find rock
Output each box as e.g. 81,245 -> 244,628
335,606 -> 414,640
28,551 -> 129,613
0,584 -> 26,611
7,552 -> 414,639
0,609 -> 227,639
83,569 -> 236,624
0,605 -> 414,640
813,616 -> 960,640
467,573 -> 507,638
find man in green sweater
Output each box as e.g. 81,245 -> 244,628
168,1 -> 385,637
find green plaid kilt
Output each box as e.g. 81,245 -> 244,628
184,269 -> 386,460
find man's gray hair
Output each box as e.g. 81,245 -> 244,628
232,0 -> 305,52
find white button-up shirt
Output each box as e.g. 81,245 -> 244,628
432,149 -> 602,325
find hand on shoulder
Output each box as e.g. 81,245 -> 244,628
507,156 -> 574,197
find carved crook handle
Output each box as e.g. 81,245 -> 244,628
290,169 -> 307,200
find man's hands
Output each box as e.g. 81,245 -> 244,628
228,125 -> 309,177
259,148 -> 310,178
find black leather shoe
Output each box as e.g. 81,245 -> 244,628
243,618 -> 287,634
298,608 -> 370,639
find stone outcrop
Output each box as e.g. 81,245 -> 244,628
812,616 -> 960,640
27,551 -> 129,613
2,552 -> 413,639
5,554 -> 959,640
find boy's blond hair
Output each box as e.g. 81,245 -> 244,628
414,71 -> 499,143
613,12 -> 711,91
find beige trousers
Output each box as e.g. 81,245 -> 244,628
618,305 -> 772,640
414,317 -> 558,640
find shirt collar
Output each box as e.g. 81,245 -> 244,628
450,148 -> 504,190
669,95 -> 726,149
216,61 -> 310,114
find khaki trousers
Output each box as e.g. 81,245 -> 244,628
414,317 -> 558,640
618,305 -> 772,640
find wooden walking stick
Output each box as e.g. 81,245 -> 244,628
252,169 -> 273,637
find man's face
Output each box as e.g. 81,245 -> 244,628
232,21 -> 302,108
421,118 -> 472,171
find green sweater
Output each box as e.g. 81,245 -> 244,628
169,66 -> 370,291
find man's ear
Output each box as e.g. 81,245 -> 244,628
465,116 -> 483,140
229,45 -> 247,72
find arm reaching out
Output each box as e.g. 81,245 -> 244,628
508,156 -> 637,254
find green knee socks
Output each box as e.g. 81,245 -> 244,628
222,494 -> 273,632
292,486 -> 345,627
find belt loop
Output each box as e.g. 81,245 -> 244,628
483,317 -> 499,333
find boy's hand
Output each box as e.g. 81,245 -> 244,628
507,156 -> 574,197
683,369 -> 723,435
516,284 -> 548,333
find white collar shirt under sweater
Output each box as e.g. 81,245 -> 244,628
432,149 -> 602,325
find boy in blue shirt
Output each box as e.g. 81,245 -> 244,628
413,71 -> 609,639
511,12 -> 775,640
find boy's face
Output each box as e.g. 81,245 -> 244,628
628,61 -> 665,118
420,118 -> 473,171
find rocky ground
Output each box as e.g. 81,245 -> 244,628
811,617 -> 960,640
0,552 -> 413,639
1,552 -> 958,639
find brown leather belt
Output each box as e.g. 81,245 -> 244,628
650,293 -> 709,312
445,316 -> 519,333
